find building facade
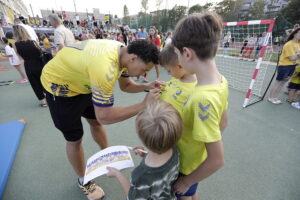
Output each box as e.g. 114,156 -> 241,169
238,0 -> 290,20
0,0 -> 28,25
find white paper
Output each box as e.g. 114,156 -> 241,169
84,145 -> 134,185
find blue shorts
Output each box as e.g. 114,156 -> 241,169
175,173 -> 199,197
276,65 -> 296,81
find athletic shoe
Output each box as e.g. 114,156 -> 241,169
291,102 -> 300,109
268,98 -> 282,104
78,179 -> 105,200
18,79 -> 28,83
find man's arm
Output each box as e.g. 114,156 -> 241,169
54,30 -> 65,51
118,77 -> 149,93
118,77 -> 164,93
173,141 -> 224,194
94,102 -> 144,125
94,88 -> 160,125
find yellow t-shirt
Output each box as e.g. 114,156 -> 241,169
279,40 -> 300,66
160,77 -> 197,116
41,39 -> 129,107
290,65 -> 300,84
43,38 -> 51,49
178,76 -> 228,175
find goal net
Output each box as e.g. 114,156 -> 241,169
216,19 -> 276,107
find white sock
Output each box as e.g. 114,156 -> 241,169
79,177 -> 84,185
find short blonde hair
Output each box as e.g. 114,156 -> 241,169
136,101 -> 182,154
12,25 -> 31,42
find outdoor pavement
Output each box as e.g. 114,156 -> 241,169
0,59 -> 299,200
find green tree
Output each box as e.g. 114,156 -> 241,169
123,5 -> 130,25
247,0 -> 266,20
203,2 -> 214,11
215,0 -> 242,21
168,5 -> 187,29
141,0 -> 149,13
152,0 -> 163,30
159,9 -> 169,32
188,4 -> 203,14
281,0 -> 300,24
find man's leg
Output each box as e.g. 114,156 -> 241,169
66,139 -> 85,177
86,118 -> 108,149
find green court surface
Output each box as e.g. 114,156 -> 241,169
1,59 -> 300,200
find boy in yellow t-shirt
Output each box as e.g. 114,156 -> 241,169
172,12 -> 229,200
159,45 -> 197,116
288,65 -> 300,108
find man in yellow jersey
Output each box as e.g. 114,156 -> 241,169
41,39 -> 162,200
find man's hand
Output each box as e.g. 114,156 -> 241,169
143,88 -> 160,105
146,80 -> 165,90
173,176 -> 192,195
106,167 -> 121,178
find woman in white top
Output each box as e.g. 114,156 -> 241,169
1,37 -> 27,83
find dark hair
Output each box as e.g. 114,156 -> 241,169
1,37 -> 12,47
159,45 -> 178,66
286,28 -> 300,43
127,40 -> 159,64
172,12 -> 223,60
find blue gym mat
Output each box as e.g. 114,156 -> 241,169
0,120 -> 25,198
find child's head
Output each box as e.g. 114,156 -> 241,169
136,101 -> 182,154
172,12 -> 223,72
160,45 -> 186,79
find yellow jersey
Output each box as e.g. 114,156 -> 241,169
279,40 -> 300,66
41,39 -> 129,107
290,65 -> 300,84
160,77 -> 196,116
43,38 -> 51,49
178,76 -> 228,175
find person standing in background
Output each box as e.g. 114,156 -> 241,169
48,14 -> 75,52
137,26 -> 148,39
13,25 -> 47,107
14,18 -> 39,42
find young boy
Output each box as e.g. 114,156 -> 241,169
172,12 -> 229,199
159,44 -> 197,116
106,101 -> 182,200
288,65 -> 300,108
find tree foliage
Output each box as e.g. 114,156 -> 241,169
248,0 -> 266,20
141,0 -> 149,13
281,0 -> 300,24
188,4 -> 203,14
123,5 -> 130,25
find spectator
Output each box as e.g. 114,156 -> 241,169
39,33 -> 51,54
268,28 -> 300,104
137,26 -> 148,39
253,32 -> 266,61
13,25 -> 47,107
164,32 -> 172,47
223,31 -> 231,56
14,18 -> 38,42
48,14 -> 75,52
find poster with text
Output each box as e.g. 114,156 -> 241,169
84,145 -> 134,184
